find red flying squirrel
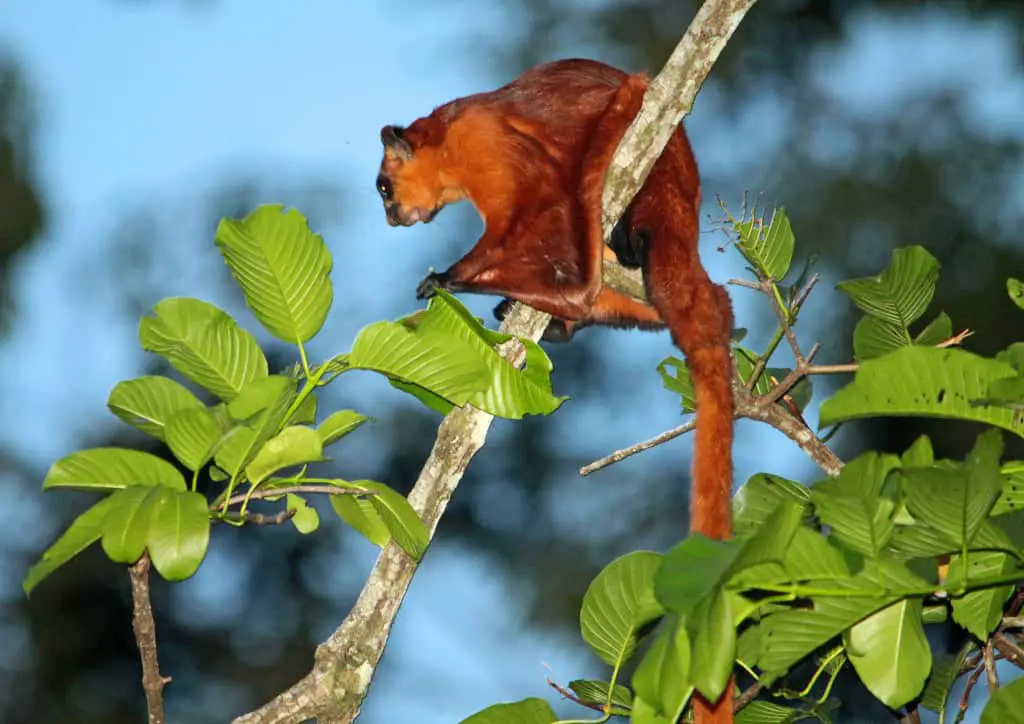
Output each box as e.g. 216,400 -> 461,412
375,59 -> 736,724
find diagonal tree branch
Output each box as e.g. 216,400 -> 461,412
233,1 -> 759,721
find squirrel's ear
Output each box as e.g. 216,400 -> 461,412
380,125 -> 412,160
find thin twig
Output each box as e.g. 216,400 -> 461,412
806,363 -> 859,375
956,660 -> 987,724
733,681 -> 764,712
217,484 -> 370,511
130,554 -> 169,724
580,420 -> 697,476
736,391 -> 844,477
219,509 -> 297,526
790,273 -> 820,313
545,678 -> 607,713
899,706 -> 921,724
993,633 -> 1024,669
984,641 -> 1000,692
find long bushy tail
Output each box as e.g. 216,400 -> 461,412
587,74 -> 736,724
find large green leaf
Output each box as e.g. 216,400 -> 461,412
981,673 -> 1024,724
836,246 -> 939,328
688,592 -> 737,701
947,551 -> 1016,640
655,536 -> 739,616
146,489 -> 210,580
165,406 -> 226,472
852,315 -> 911,361
580,551 -> 665,666
458,698 -> 556,724
844,598 -> 930,709
245,426 -> 325,485
819,346 -> 1024,438
727,501 -> 805,589
24,496 -> 118,594
901,431 -> 1004,548
734,207 -> 794,280
759,560 -> 929,675
107,376 -> 203,440
422,293 -> 565,418
139,297 -> 268,401
782,527 -> 850,581
101,486 -> 163,564
811,492 -> 895,558
216,376 -> 298,477
215,205 -> 333,344
43,448 -> 185,491
815,451 -> 900,499
632,617 -> 692,718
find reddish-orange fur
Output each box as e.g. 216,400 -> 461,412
377,59 -> 735,723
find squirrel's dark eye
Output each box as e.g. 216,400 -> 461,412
376,175 -> 393,200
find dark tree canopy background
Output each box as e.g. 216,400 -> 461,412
1,1 -> 1022,722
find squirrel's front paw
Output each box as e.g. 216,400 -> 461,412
415,272 -> 449,300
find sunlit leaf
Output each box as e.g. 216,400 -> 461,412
317,410 -> 369,447
836,246 -> 939,327
458,698 -> 557,724
139,297 -> 268,400
101,486 -> 163,564
146,489 -> 211,580
245,426 -> 325,485
286,493 -> 319,534
580,551 -> 665,666
107,376 -> 203,440
43,448 -> 185,491
215,205 -> 333,344
567,680 -> 632,716
844,598 -> 930,708
734,207 -> 794,280
344,480 -> 428,560
165,406 -> 226,471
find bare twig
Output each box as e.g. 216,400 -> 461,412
233,2 -> 759,721
219,509 -> 296,526
984,641 -> 1000,692
736,392 -> 844,477
130,555 -> 170,724
993,633 -> 1024,669
733,681 -> 764,712
545,678 -> 607,713
899,706 -> 921,724
956,660 -> 987,724
218,484 -> 371,510
580,420 -> 697,476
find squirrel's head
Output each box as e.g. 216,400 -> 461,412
377,123 -> 455,227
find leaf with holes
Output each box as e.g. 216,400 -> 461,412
215,205 -> 333,344
837,246 -> 939,327
43,448 -> 186,491
139,297 -> 268,401
580,551 -> 665,666
107,376 -> 203,440
819,347 -> 1024,437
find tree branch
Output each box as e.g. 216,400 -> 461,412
233,1 -> 758,721
130,554 -> 169,724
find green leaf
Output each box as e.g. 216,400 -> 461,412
733,474 -> 810,539
759,560 -> 929,675
330,493 -> 390,548
728,501 -> 805,589
458,698 -> 556,724
947,551 -> 1016,640
658,358 -> 696,412
1008,278 -> 1024,311
901,435 -> 934,467
580,550 -> 665,666
286,493 -> 319,534
629,697 -> 671,724
146,489 -> 211,580
291,392 -> 318,425
215,205 -> 333,344
810,491 -> 894,558
245,426 -> 325,485
914,312 -> 953,347
814,451 -> 900,499
853,316 -> 910,361
981,673 -> 1024,724
107,376 -> 203,440
139,297 -> 268,400
921,646 -> 971,717
632,617 -> 692,718
346,480 -> 428,560
567,680 -> 632,716
993,462 -> 1024,516
101,486 -> 163,564
414,291 -> 566,419
837,246 -> 940,327
24,496 -> 118,595
43,448 -> 186,491
734,207 -> 795,280
901,430 -> 1004,548
819,347 -> 1024,438
216,376 -> 298,477
782,527 -> 850,581
736,701 -> 801,724
655,536 -> 739,616
689,592 -> 737,702
844,598 -> 930,709
165,406 -> 226,471
736,622 -> 761,668
317,410 -> 369,447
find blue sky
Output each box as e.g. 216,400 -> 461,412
1,2 -> 1023,722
